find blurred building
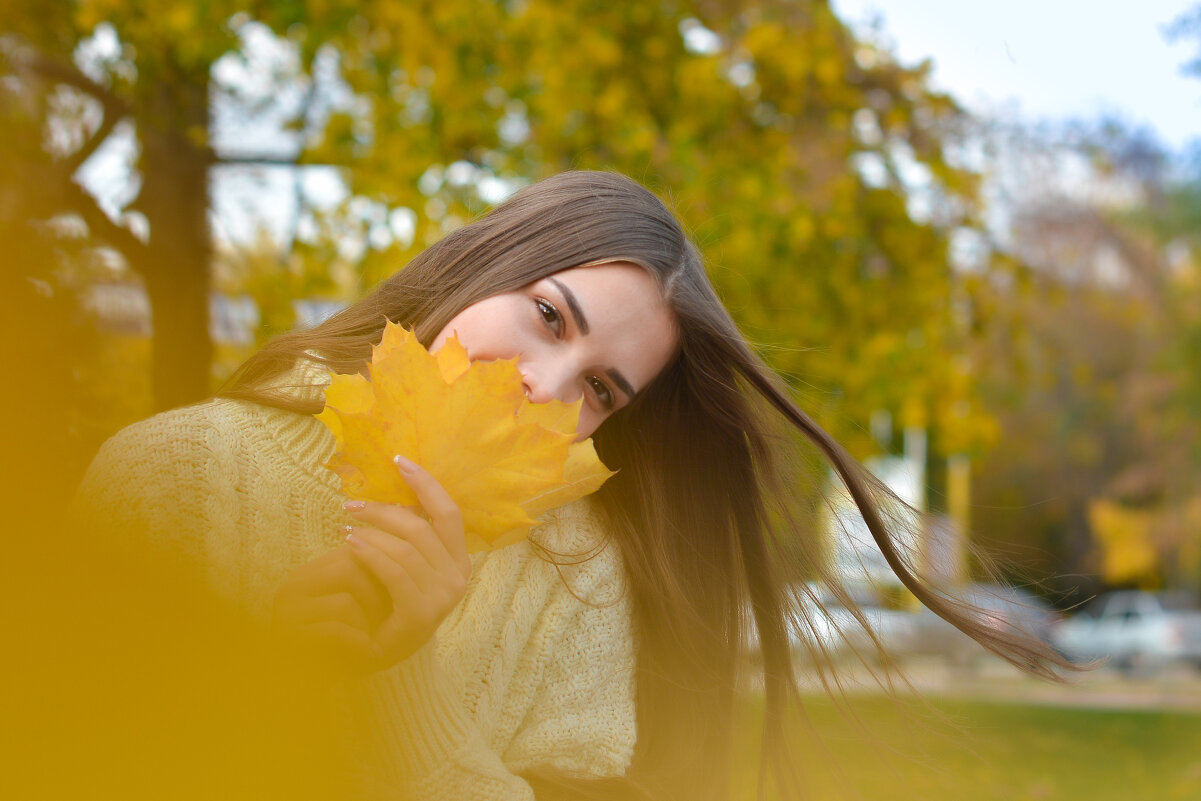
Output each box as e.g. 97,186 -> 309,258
826,425 -> 967,590
83,280 -> 344,343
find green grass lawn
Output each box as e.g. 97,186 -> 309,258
735,695 -> 1201,800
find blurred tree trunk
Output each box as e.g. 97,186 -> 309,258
128,76 -> 213,410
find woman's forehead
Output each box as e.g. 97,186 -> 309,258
540,263 -> 678,383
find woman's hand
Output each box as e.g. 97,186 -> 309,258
271,542 -> 391,671
272,455 -> 472,673
342,456 -> 473,670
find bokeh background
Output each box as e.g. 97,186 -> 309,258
4,1 -> 1201,798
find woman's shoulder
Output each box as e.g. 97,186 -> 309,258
527,498 -> 627,605
94,398 -> 249,449
532,497 -> 613,557
70,398 -> 343,609
455,498 -> 626,621
75,399 -> 338,536
110,395 -> 308,433
95,397 -> 329,465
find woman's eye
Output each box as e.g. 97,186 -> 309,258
535,297 -> 562,336
587,376 -> 615,411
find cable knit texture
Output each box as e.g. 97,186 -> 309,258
70,397 -> 637,799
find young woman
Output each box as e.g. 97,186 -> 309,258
71,170 -> 1070,800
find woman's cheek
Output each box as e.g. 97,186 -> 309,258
575,407 -> 600,441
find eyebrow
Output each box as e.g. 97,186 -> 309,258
606,368 -> 637,400
547,276 -> 638,400
547,277 -> 590,335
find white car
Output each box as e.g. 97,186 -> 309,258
1051,590 -> 1201,673
754,582 -> 918,664
908,583 -> 1061,668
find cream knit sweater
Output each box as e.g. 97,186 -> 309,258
71,397 -> 638,799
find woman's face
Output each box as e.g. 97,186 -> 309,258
431,261 -> 678,439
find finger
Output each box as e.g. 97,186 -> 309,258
345,529 -> 424,610
302,544 -> 391,625
328,544 -> 392,624
275,546 -> 353,599
276,544 -> 389,619
392,455 -> 470,576
278,591 -> 373,633
348,524 -> 436,593
346,501 -> 457,577
296,621 -> 381,671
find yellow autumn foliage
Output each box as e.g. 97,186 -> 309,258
316,321 -> 614,552
1088,498 -> 1158,587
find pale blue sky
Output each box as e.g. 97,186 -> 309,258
831,0 -> 1201,151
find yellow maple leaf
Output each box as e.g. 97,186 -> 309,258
316,321 -> 615,552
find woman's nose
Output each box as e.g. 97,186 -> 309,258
520,372 -> 554,404
520,364 -> 576,405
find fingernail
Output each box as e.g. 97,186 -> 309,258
343,500 -> 367,512
393,454 -> 417,474
342,524 -> 357,541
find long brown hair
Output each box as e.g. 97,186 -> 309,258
220,171 -> 1071,800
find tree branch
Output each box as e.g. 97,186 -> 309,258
208,146 -> 339,168
21,53 -> 131,117
61,179 -> 149,266
61,96 -> 124,176
14,51 -> 131,176
210,153 -> 303,166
